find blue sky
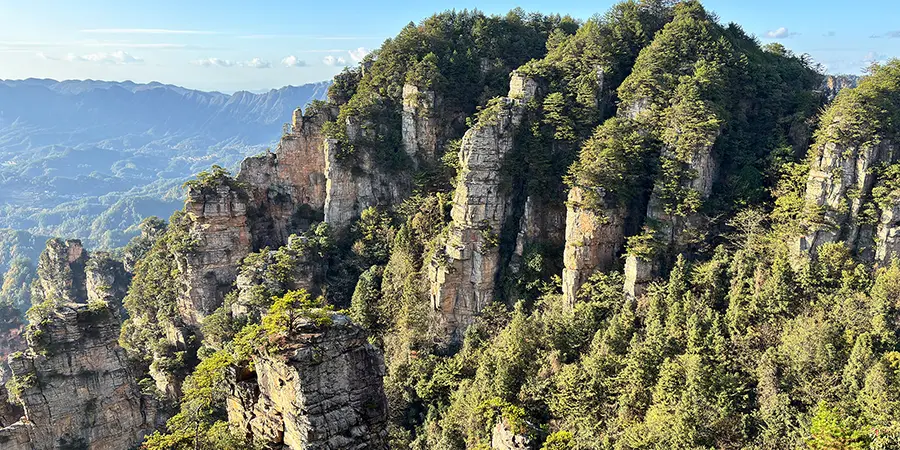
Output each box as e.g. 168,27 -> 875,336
0,0 -> 897,93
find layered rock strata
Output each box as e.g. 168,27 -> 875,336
179,182 -> 253,327
2,240 -> 153,450
227,313 -> 388,450
797,138 -> 896,260
429,72 -> 536,341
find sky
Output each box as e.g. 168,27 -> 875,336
0,0 -> 897,93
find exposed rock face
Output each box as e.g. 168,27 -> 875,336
238,107 -> 333,247
624,254 -> 656,300
227,313 -> 388,450
5,303 -> 154,450
0,387 -> 23,428
514,196 -> 567,262
491,420 -> 530,450
323,139 -> 407,230
33,239 -> 88,304
85,252 -> 129,314
231,235 -> 326,320
797,138 -> 896,258
402,84 -> 439,163
429,72 -> 536,341
180,183 -> 253,327
1,240 -> 153,450
561,188 -> 626,306
822,75 -> 860,103
877,198 -> 900,265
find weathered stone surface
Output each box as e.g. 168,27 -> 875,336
85,252 -> 129,315
7,303 -> 154,450
231,234 -> 326,320
0,387 -> 23,428
179,183 -> 253,327
227,313 -> 388,450
238,106 -> 334,247
33,239 -> 88,304
561,188 -> 626,306
0,422 -> 33,450
822,75 -> 860,103
797,137 -> 896,257
402,84 -> 439,163
428,77 -> 533,341
877,198 -> 900,265
624,254 -> 656,300
323,139 -> 407,230
514,196 -> 566,261
491,419 -> 530,450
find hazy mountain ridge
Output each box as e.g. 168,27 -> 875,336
0,78 -> 330,249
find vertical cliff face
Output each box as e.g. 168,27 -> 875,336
32,239 -> 88,304
6,306 -> 154,450
797,62 -> 900,262
797,139 -> 895,258
226,313 -> 388,450
2,240 -> 153,450
876,192 -> 900,265
85,252 -> 129,315
402,84 -> 440,164
561,188 -> 626,305
323,138 -> 408,230
428,73 -> 536,341
231,234 -> 326,320
180,183 -> 253,327
238,107 -> 334,248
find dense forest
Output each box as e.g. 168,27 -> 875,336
7,1 -> 900,449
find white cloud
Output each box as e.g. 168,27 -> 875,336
35,52 -> 58,60
245,57 -> 271,69
323,55 -> 347,66
348,47 -> 369,62
193,57 -> 275,68
193,57 -> 235,67
81,28 -> 217,35
864,51 -> 888,64
64,50 -> 144,64
870,31 -> 900,39
765,27 -> 797,39
281,56 -> 308,67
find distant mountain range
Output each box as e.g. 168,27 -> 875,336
0,78 -> 330,250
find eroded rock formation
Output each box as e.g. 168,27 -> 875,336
561,189 -> 626,305
179,182 -> 253,327
227,313 -> 388,449
429,72 -> 536,341
797,138 -> 896,259
2,240 -> 153,450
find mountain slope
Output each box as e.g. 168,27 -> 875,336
0,79 -> 329,248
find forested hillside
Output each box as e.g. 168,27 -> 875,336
3,1 -> 900,450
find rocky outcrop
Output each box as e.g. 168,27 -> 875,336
561,188 -> 626,306
402,84 -> 439,163
822,75 -> 860,103
238,107 -> 334,247
1,240 -> 154,450
85,252 -> 129,314
876,196 -> 900,265
32,239 -> 88,304
179,182 -> 253,327
231,234 -> 326,320
429,72 -> 536,341
227,313 -> 388,449
5,304 -> 154,450
797,137 -> 896,258
491,419 -> 530,450
0,387 -> 23,428
323,139 -> 408,229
